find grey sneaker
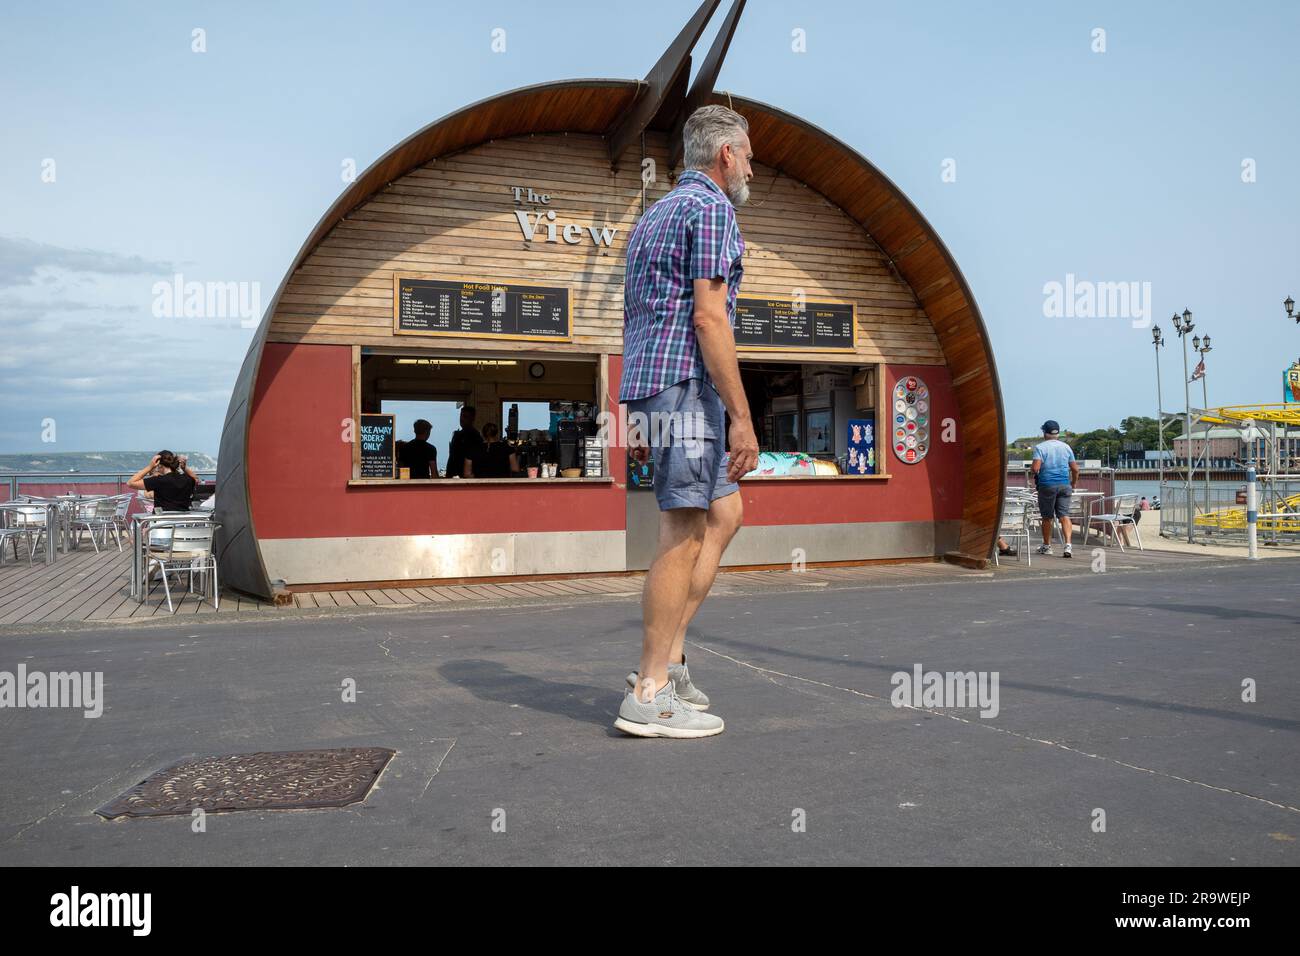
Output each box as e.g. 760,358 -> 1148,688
1036,544 -> 1053,556
625,655 -> 710,711
614,678 -> 724,739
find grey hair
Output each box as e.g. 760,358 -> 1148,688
683,105 -> 748,171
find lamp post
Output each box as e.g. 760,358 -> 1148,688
1287,294 -> 1299,384
1283,295 -> 1298,516
1152,324 -> 1165,508
1172,309 -> 1196,542
1194,333 -> 1212,524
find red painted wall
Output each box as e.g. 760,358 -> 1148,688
248,348 -> 962,539
248,344 -> 627,539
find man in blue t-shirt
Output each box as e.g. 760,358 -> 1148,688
1031,419 -> 1079,557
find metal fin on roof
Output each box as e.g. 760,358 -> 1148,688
605,0 -> 726,170
669,0 -> 748,170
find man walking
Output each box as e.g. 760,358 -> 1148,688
614,105 -> 759,738
1031,419 -> 1079,557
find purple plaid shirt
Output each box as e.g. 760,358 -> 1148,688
620,169 -> 745,402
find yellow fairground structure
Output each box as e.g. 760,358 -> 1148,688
1196,403 -> 1300,427
1190,404 -> 1300,532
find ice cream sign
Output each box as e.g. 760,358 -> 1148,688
892,375 -> 931,464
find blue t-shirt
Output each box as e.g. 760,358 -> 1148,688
1033,439 -> 1075,486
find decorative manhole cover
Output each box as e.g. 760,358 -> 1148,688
97,747 -> 395,819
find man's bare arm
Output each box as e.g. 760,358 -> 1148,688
693,278 -> 746,421
694,277 -> 758,481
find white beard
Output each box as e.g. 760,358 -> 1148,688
724,168 -> 750,206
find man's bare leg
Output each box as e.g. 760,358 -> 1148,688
636,508 -> 707,700
668,491 -> 742,665
1061,516 -> 1073,545
1041,517 -> 1053,546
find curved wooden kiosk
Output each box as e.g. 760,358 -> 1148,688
215,0 -> 1005,599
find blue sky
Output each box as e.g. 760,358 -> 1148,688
2,0 -> 1298,456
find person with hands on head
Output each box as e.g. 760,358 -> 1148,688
614,104 -> 758,739
128,450 -> 198,513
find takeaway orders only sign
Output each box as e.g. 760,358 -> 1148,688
892,375 -> 931,464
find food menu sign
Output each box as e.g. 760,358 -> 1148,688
394,275 -> 571,342
891,376 -> 931,464
734,297 -> 856,352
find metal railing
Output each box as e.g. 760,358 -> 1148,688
1,471 -> 217,503
1158,476 -> 1300,544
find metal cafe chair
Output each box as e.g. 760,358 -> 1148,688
1014,489 -> 1044,542
143,518 -> 220,613
74,497 -> 121,553
1090,494 -> 1144,552
0,504 -> 51,567
994,499 -> 1032,567
0,507 -> 36,566
110,494 -> 134,543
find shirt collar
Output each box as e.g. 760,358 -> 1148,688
677,169 -> 732,206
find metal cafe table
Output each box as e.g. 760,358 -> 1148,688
18,493 -> 112,554
129,511 -> 212,601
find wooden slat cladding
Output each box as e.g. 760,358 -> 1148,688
269,131 -> 943,365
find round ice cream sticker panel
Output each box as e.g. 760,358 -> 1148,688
892,375 -> 930,464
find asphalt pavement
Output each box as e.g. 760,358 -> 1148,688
0,558 -> 1296,865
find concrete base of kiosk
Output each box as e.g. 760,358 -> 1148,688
259,530 -> 626,586
256,518 -> 961,586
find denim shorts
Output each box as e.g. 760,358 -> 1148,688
1037,483 -> 1073,519
626,377 -> 739,511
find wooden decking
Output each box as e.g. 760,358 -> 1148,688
0,540 -> 646,627
0,532 -> 1246,630
0,545 -> 267,624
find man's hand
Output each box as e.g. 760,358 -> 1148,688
627,419 -> 649,465
727,417 -> 758,483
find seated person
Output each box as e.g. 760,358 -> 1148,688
128,451 -> 198,512
465,422 -> 519,478
398,419 -> 440,478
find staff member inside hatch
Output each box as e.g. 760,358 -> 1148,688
397,419 -> 440,479
464,422 -> 519,478
447,405 -> 485,479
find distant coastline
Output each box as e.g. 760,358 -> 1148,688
0,452 -> 218,474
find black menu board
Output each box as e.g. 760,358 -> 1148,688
394,275 -> 571,341
359,414 -> 396,479
734,297 -> 856,352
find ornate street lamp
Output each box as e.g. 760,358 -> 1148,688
1173,310 -> 1196,542
1152,324 -> 1165,499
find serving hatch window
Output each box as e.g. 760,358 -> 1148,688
626,360 -> 884,486
354,350 -> 606,481
744,360 -> 883,477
